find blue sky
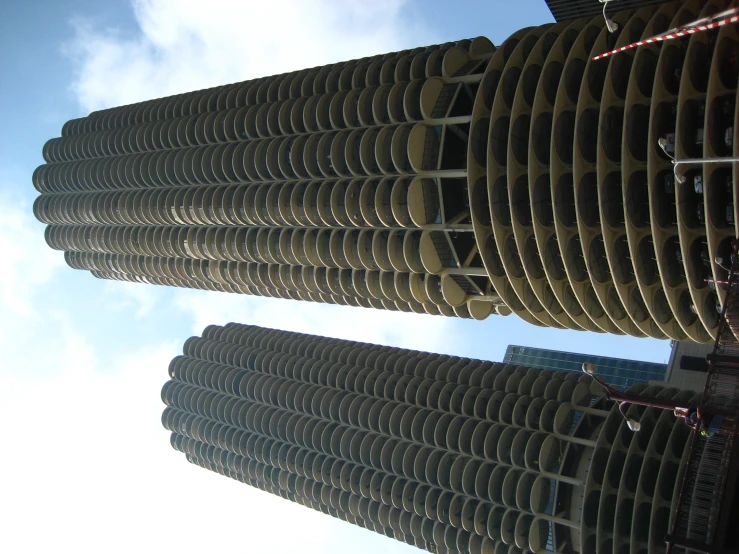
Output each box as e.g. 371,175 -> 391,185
0,1 -> 672,552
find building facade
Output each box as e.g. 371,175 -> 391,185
161,323 -> 698,554
35,0 -> 737,342
659,340 -> 714,392
504,344 -> 667,390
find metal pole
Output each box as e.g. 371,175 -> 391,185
591,373 -> 736,419
592,9 -> 739,61
605,388 -> 694,412
674,156 -> 739,183
675,156 -> 739,165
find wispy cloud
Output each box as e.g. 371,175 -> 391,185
0,315 -> 421,552
67,0 -> 432,112
0,189 -> 65,319
104,280 -> 160,318
174,288 -> 456,352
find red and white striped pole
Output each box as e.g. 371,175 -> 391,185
592,8 -> 739,61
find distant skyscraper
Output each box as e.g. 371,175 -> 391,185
663,340 -> 713,392
162,323 -> 697,554
504,344 -> 667,389
34,0 -> 736,342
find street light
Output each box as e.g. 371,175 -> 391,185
715,256 -> 732,273
657,138 -> 739,184
581,363 -> 739,436
582,362 -> 642,431
583,359 -> 739,439
599,0 -> 619,33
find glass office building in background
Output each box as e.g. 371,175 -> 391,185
504,345 -> 668,390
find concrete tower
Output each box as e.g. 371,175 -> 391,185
161,323 -> 697,554
35,0 -> 738,341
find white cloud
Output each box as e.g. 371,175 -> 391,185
104,280 -> 160,318
0,190 -> 65,319
174,288 -> 455,352
0,189 -> 72,372
0,278 -> 422,554
0,312 -> 424,554
0,338 -> 344,554
0,276 -> 422,554
67,0 -> 432,112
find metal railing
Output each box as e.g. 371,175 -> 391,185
667,239 -> 739,554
